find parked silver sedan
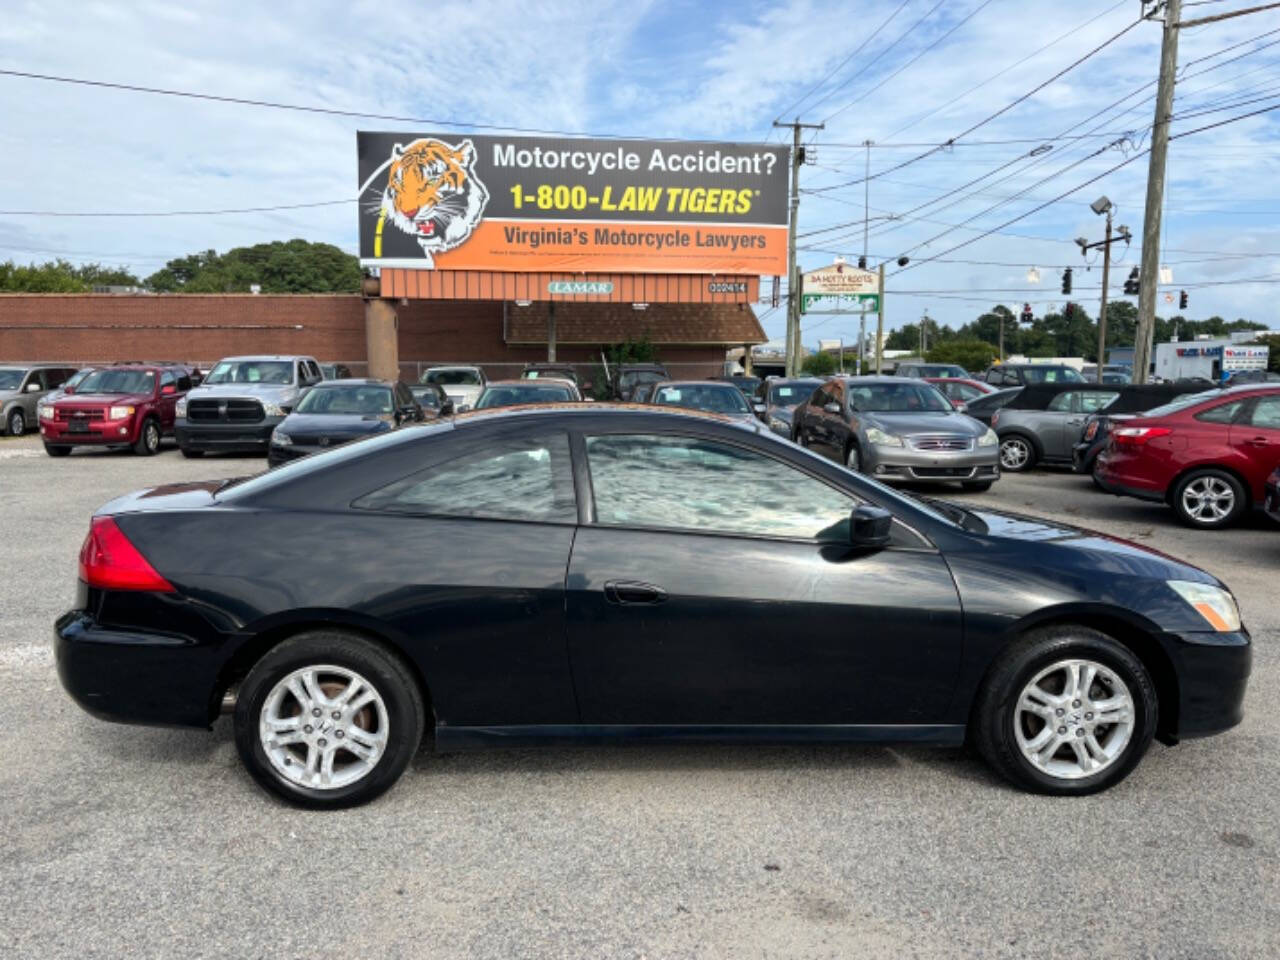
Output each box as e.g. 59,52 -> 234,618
792,376 -> 1000,491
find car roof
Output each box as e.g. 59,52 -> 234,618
452,402 -> 765,430
426,364 -> 482,370
483,378 -> 577,387
214,355 -> 313,362
313,378 -> 395,387
654,380 -> 745,388
837,375 -> 930,385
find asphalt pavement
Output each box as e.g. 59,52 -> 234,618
2,433 -> 1277,959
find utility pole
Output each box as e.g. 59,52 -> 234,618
774,118 -> 823,377
920,310 -> 930,358
1096,211 -> 1112,382
1132,0 -> 1181,384
875,262 -> 885,374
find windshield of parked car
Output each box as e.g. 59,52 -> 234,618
1021,366 -> 1085,383
620,370 -> 666,389
66,369 -> 95,389
848,382 -> 953,413
0,368 -> 26,390
476,384 -> 574,407
1139,389 -> 1222,419
295,384 -> 393,415
913,364 -> 967,378
74,369 -> 155,395
424,368 -> 482,386
205,360 -> 294,385
727,377 -> 760,393
523,369 -> 575,381
654,384 -> 751,414
770,380 -> 821,408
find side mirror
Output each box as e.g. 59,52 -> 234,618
26,381 -> 42,393
823,402 -> 842,415
161,384 -> 177,396
440,400 -> 455,416
850,504 -> 893,550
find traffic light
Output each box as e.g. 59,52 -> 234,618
1020,302 -> 1033,323
857,255 -> 867,269
1061,267 -> 1072,295
1123,267 -> 1139,296
1179,290 -> 1188,310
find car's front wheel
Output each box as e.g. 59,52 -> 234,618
133,418 -> 161,456
233,631 -> 425,809
1171,468 -> 1246,529
6,408 -> 25,436
972,626 -> 1157,795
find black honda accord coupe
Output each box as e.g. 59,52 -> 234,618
56,406 -> 1250,807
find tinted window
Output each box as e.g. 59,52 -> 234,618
1196,400 -> 1245,424
847,382 -> 951,413
424,368 -> 482,386
1021,366 -> 1085,384
653,384 -> 750,414
205,360 -> 294,385
1247,397 -> 1280,428
410,385 -> 442,409
177,374 -> 193,391
355,433 -> 575,523
45,368 -> 69,389
586,434 -> 856,540
76,369 -> 156,395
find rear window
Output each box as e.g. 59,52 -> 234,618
476,384 -> 574,407
653,384 -> 750,414
424,368 -> 482,386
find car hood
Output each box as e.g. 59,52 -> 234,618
186,382 -> 299,401
56,392 -> 152,406
436,383 -> 484,405
862,411 -> 987,437
278,412 -> 392,437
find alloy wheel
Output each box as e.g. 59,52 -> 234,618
145,422 -> 159,452
259,665 -> 389,790
7,410 -> 23,436
1000,437 -> 1030,470
1013,658 -> 1134,780
1180,476 -> 1235,524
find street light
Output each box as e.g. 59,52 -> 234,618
1026,266 -> 1041,284
1090,196 -> 1113,216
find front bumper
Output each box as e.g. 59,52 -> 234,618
175,416 -> 282,453
864,443 -> 1000,483
1160,628 -> 1251,740
55,610 -> 223,728
40,417 -> 139,446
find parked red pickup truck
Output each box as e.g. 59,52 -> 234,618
40,365 -> 192,456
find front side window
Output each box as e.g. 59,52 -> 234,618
1247,396 -> 1280,429
75,369 -> 156,395
296,385 -> 394,415
652,384 -> 750,414
586,434 -> 856,540
355,433 -> 576,523
205,360 -> 294,385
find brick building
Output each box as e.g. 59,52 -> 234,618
0,293 -> 766,382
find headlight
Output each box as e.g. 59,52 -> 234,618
866,427 -> 903,447
769,416 -> 788,432
175,398 -> 187,418
108,405 -> 135,420
271,429 -> 292,446
1168,580 -> 1241,632
262,401 -> 287,417
978,428 -> 998,447
39,404 -> 55,420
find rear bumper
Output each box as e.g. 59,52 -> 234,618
1161,628 -> 1251,740
40,418 -> 139,446
1071,439 -> 1105,474
55,610 -> 223,728
1094,451 -> 1169,502
176,417 -> 281,453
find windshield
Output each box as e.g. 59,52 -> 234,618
653,384 -> 751,414
476,384 -> 574,407
67,369 -> 95,389
410,386 -> 442,408
205,360 -> 294,385
75,369 -> 155,395
770,380 -> 821,408
620,370 -> 666,388
918,365 -> 967,378
1140,388 -> 1221,419
523,369 -> 575,381
424,368 -> 482,386
0,368 -> 25,391
1021,366 -> 1085,383
295,384 -> 393,415
848,382 -> 952,413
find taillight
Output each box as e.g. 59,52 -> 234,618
1084,420 -> 1099,440
1113,426 -> 1172,446
78,516 -> 175,592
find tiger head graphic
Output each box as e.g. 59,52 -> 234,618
381,137 -> 489,263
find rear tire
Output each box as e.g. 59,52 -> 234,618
999,434 -> 1036,472
972,626 -> 1156,796
133,418 -> 160,456
43,443 -> 71,457
233,631 -> 425,809
1171,468 -> 1246,529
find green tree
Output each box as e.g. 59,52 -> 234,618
0,258 -> 140,292
801,350 -> 838,375
145,239 -> 360,293
926,339 -> 996,372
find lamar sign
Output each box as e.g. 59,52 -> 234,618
357,132 -> 788,275
801,263 -> 880,314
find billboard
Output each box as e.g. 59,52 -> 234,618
801,263 -> 880,314
357,132 -> 788,276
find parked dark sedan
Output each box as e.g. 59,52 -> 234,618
267,379 -> 422,467
56,406 -> 1250,807
650,380 -> 756,420
752,376 -> 824,437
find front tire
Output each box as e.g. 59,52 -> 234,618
133,418 -> 160,456
998,434 -> 1036,472
1171,468 -> 1246,529
6,408 -> 25,436
233,631 -> 425,809
972,626 -> 1157,796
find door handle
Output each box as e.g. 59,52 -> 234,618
604,580 -> 667,605
1245,436 -> 1271,446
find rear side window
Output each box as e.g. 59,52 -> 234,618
354,433 -> 576,523
1196,400 -> 1245,424
1248,396 -> 1280,429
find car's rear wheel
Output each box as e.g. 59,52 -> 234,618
999,434 -> 1036,472
6,408 -> 25,436
233,630 -> 425,809
972,626 -> 1156,795
43,443 -> 71,457
133,418 -> 160,456
1171,469 -> 1246,529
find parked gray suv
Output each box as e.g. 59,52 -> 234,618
175,355 -> 323,457
991,383 -> 1120,472
0,364 -> 79,436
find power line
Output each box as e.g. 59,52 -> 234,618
0,199 -> 354,217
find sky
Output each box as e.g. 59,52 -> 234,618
2,0 -> 1278,347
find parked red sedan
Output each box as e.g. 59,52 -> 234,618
1095,384 -> 1280,529
925,377 -> 997,409
40,364 -> 191,456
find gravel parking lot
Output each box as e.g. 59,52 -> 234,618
3,433 -> 1277,959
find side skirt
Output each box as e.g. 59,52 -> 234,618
434,724 -> 966,751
